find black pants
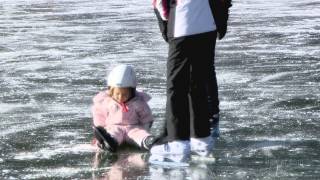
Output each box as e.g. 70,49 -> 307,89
161,31 -> 218,142
207,39 -> 220,117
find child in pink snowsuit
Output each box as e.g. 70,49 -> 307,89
92,65 -> 155,152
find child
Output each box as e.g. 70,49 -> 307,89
91,64 -> 155,152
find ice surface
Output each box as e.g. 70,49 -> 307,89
0,0 -> 319,179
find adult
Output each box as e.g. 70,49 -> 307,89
150,0 -> 232,162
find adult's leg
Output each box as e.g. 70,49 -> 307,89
149,37 -> 191,163
205,31 -> 220,138
189,32 -> 215,138
164,37 -> 191,142
207,31 -> 219,118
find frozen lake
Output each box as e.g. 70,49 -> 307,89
1,0 -> 319,179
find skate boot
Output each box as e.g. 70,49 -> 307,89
93,126 -> 118,152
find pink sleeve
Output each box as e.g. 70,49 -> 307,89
137,100 -> 153,125
91,92 -> 108,127
91,105 -> 106,127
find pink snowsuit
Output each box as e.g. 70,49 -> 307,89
91,90 -> 153,147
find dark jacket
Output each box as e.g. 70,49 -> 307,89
153,0 -> 232,41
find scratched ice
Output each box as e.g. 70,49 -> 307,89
0,0 -> 319,179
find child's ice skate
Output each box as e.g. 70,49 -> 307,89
142,136 -> 157,150
93,126 -> 118,152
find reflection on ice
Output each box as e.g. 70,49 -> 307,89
92,152 -> 148,179
92,151 -> 217,180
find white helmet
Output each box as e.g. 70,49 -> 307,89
107,64 -> 137,88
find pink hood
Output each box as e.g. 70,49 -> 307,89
91,90 -> 153,127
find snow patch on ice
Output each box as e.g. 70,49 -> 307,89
55,131 -> 79,138
24,166 -> 91,179
257,72 -> 292,83
13,144 -> 96,160
218,72 -> 251,84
